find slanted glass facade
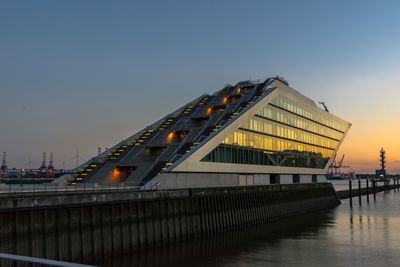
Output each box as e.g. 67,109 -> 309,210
202,93 -> 349,169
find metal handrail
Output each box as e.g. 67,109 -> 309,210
0,182 -> 339,199
0,183 -> 140,195
0,252 -> 96,267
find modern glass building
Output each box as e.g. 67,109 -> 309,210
69,77 -> 351,189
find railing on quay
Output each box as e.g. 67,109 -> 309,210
0,182 -> 334,200
0,182 -> 140,196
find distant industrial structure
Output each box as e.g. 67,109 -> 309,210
375,148 -> 387,179
0,152 -> 67,179
1,152 -> 7,172
326,154 -> 352,180
40,152 -> 47,174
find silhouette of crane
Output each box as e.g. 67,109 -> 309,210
328,154 -> 349,175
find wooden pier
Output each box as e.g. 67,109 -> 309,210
335,179 -> 400,200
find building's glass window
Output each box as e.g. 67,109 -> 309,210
241,117 -> 339,149
221,130 -> 334,158
270,174 -> 280,184
202,144 -> 329,169
258,105 -> 344,140
270,94 -> 349,132
312,174 -> 318,183
201,94 -> 350,169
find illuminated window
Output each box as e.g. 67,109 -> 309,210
166,131 -> 189,144
202,94 -> 349,169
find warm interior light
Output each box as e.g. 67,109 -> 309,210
207,107 -> 212,115
167,131 -> 175,142
111,168 -> 120,181
223,96 -> 228,104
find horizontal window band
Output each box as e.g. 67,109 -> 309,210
254,114 -> 341,142
217,143 -> 331,161
203,144 -> 330,169
237,127 -> 336,151
268,103 -> 346,134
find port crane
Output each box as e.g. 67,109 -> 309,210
327,154 -> 351,179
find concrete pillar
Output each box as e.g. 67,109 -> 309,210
186,198 -> 194,238
166,198 -> 175,243
199,196 -> 207,236
209,196 -> 216,233
137,201 -> 147,248
110,205 -> 122,254
43,209 -> 56,260
91,206 -> 103,260
144,201 -> 155,248
101,206 -> 113,257
152,200 -> 162,246
15,212 -> 31,259
57,209 -> 71,261
159,199 -> 169,245
173,199 -> 182,241
233,193 -> 240,227
120,204 -> 131,252
130,202 -> 140,250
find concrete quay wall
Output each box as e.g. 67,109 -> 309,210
0,183 -> 339,265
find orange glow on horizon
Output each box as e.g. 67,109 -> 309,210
337,122 -> 400,174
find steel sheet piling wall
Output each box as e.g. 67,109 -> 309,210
0,183 -> 339,266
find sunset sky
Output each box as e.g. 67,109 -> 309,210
1,0 -> 400,173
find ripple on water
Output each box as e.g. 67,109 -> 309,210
92,190 -> 400,267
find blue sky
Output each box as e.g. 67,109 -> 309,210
1,0 -> 400,171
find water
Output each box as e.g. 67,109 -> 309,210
94,189 -> 400,267
330,179 -> 369,191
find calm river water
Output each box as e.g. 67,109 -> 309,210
94,185 -> 400,267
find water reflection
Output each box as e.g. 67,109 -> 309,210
93,210 -> 335,267
92,190 -> 400,267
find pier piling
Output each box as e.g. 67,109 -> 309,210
373,180 -> 376,201
349,180 -> 352,207
358,179 -> 361,205
366,179 -> 369,202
